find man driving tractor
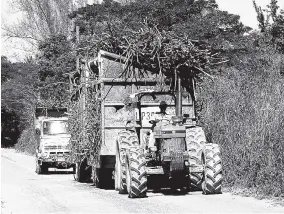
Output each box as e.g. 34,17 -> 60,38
146,101 -> 172,151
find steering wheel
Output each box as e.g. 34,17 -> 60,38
149,119 -> 158,124
149,118 -> 171,125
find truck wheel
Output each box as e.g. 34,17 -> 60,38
35,159 -> 43,174
116,130 -> 139,194
186,127 -> 206,190
202,144 -> 222,194
36,162 -> 48,174
42,163 -> 49,174
125,147 -> 147,198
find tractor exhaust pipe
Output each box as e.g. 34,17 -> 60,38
176,77 -> 182,117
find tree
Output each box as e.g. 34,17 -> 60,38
1,57 -> 39,147
36,34 -> 76,107
2,0 -> 76,51
1,56 -> 16,82
253,0 -> 284,53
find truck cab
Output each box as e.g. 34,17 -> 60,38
35,109 -> 74,174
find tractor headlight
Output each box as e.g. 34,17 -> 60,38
184,161 -> 189,166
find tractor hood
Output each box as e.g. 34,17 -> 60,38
153,124 -> 186,138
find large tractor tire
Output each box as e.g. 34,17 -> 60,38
186,127 -> 206,190
202,143 -> 222,194
125,147 -> 147,198
115,130 -> 139,194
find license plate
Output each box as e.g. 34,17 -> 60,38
57,157 -> 66,162
135,107 -> 175,126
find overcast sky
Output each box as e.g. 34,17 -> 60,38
1,0 -> 283,62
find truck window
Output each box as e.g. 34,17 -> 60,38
42,121 -> 68,135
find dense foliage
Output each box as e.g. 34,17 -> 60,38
1,57 -> 38,148
37,35 -> 76,107
68,0 -> 249,87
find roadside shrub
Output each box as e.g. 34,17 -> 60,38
199,48 -> 284,197
15,127 -> 37,155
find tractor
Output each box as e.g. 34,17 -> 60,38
115,76 -> 223,198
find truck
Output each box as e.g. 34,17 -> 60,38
35,108 -> 74,174
71,50 -> 222,197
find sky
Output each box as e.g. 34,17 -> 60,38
217,0 -> 284,28
1,0 -> 283,62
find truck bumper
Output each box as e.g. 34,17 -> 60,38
37,155 -> 74,169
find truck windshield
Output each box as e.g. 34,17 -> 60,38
42,120 -> 68,135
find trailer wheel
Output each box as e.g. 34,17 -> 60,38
186,127 -> 206,190
74,162 -> 80,181
116,130 -> 139,194
202,144 -> 223,194
125,147 -> 147,198
74,159 -> 92,183
115,145 -> 127,194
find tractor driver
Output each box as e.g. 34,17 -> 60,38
152,101 -> 172,127
146,101 -> 172,152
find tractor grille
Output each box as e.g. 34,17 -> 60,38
161,130 -> 186,134
170,151 -> 184,171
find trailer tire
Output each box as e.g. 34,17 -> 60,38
74,159 -> 92,183
116,130 -> 139,194
186,127 -> 206,190
202,144 -> 222,194
74,162 -> 80,181
115,145 -> 127,194
125,147 -> 147,198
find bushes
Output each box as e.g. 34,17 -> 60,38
15,127 -> 38,155
199,48 -> 284,197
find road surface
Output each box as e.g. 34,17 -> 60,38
1,148 -> 284,214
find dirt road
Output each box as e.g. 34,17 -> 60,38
1,148 -> 283,214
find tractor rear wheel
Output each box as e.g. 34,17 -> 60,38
125,147 -> 147,198
186,127 -> 206,190
202,144 -> 222,194
116,130 -> 139,194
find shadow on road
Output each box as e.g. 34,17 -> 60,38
46,171 -> 74,175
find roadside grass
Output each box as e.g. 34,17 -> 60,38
199,49 -> 284,198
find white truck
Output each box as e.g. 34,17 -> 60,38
35,108 -> 74,174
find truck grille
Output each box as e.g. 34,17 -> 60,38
44,145 -> 65,150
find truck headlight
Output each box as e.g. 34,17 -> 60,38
42,152 -> 49,158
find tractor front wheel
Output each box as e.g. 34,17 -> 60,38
202,144 -> 222,194
186,127 -> 206,190
116,130 -> 140,194
125,147 -> 147,198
